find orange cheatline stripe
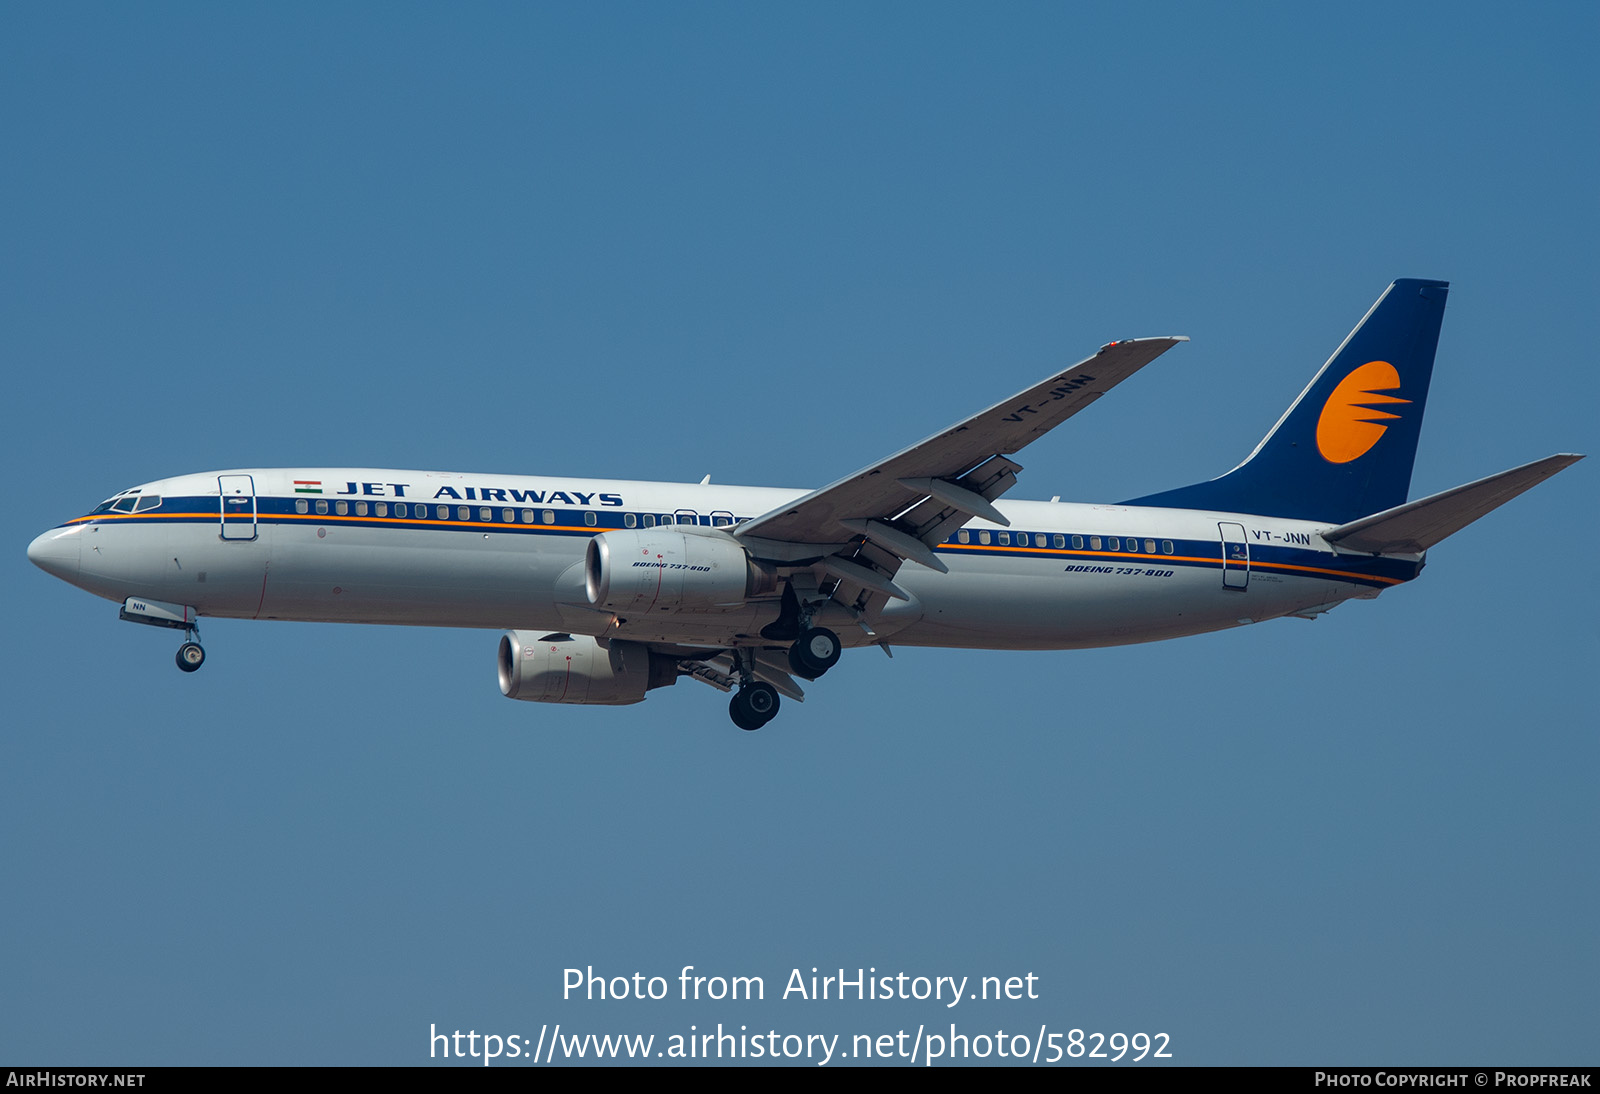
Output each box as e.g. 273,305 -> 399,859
68,512 -> 218,523
938,541 -> 1404,585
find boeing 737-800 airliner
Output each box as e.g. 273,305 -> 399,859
26,280 -> 1582,729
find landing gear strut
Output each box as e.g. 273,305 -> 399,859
725,648 -> 781,731
175,619 -> 205,673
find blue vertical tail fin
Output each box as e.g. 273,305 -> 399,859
1124,278 -> 1449,523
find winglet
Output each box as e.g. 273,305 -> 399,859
1101,336 -> 1189,354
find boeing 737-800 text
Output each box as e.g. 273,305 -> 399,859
27,280 -> 1582,729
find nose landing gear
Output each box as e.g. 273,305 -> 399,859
176,639 -> 206,673
117,597 -> 208,674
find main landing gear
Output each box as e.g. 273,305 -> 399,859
787,626 -> 841,680
729,681 -> 780,731
725,626 -> 843,731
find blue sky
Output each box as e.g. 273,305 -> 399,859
3,3 -> 1595,1066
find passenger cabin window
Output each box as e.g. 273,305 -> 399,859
335,501 -> 349,516
978,530 -> 991,545
542,510 -> 555,524
520,509 -> 534,523
1053,534 -> 1065,549
295,499 -> 309,514
643,514 -> 656,528
315,500 -> 329,515
1145,539 -> 1157,553
375,502 -> 388,517
1072,535 -> 1083,549
584,512 -> 597,527
457,506 -> 470,521
1162,540 -> 1174,554
394,503 -> 407,517
501,508 -> 514,523
625,513 -> 637,528
355,502 -> 368,516
1090,536 -> 1101,550
479,507 -> 492,521
957,530 -> 970,544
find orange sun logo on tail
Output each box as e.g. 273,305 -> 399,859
1315,360 -> 1410,463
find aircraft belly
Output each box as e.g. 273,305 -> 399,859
897,559 -> 1349,651
249,525 -> 583,629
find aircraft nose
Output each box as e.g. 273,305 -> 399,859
27,526 -> 81,582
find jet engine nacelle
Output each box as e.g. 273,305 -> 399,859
498,632 -> 678,705
585,528 -> 765,614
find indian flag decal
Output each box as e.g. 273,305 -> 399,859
293,480 -> 323,494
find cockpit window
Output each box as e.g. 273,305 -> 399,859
134,495 -> 161,512
94,488 -> 142,514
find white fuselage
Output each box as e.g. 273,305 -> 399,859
30,468 -> 1419,653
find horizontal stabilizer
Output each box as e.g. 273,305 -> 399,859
1322,454 -> 1583,555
